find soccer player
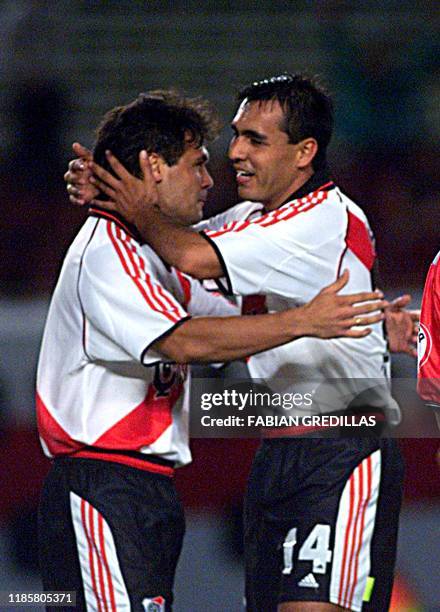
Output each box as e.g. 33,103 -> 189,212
74,75 -> 408,612
39,90 -> 386,612
417,252 -> 440,420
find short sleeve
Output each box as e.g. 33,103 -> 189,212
185,274 -> 240,317
79,226 -> 190,365
203,203 -> 342,301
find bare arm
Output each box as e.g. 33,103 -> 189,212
152,272 -> 388,363
89,150 -> 223,278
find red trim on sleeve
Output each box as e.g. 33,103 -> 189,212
176,270 -> 192,308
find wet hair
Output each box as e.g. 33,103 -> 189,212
93,89 -> 220,177
237,74 -> 333,170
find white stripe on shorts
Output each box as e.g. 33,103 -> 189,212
329,449 -> 381,612
70,492 -> 131,611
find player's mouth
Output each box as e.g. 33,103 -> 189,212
236,169 -> 255,186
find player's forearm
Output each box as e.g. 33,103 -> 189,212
154,309 -> 304,363
138,207 -> 222,279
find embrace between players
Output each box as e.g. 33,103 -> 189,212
38,75 -> 420,611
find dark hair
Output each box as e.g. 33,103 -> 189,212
93,89 -> 220,177
237,74 -> 333,170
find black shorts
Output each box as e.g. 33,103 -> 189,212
38,457 -> 185,612
244,437 -> 404,612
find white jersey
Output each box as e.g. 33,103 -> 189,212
203,174 -> 399,419
36,207 -> 238,472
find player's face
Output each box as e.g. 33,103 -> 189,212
229,99 -> 311,211
158,143 -> 213,225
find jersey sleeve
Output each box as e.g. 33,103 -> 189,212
203,203 -> 341,300
186,274 -> 240,317
79,231 -> 190,366
417,252 -> 440,410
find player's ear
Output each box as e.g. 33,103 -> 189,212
296,138 -> 318,169
147,152 -> 165,183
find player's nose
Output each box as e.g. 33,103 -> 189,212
228,136 -> 247,162
202,167 -> 214,190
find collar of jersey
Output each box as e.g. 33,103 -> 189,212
265,167 -> 335,213
88,204 -> 144,243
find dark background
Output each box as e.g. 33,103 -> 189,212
0,2 -> 439,609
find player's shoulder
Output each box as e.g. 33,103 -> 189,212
81,217 -> 160,276
333,187 -> 370,223
196,201 -> 264,232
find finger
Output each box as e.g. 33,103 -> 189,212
72,142 -> 93,160
70,159 -> 87,172
410,309 -> 421,321
91,199 -> 118,212
66,184 -> 81,197
139,150 -> 155,180
89,161 -> 121,190
105,150 -> 133,181
69,194 -> 85,206
320,269 -> 349,295
350,299 -> 389,314
344,312 -> 385,328
90,174 -> 117,199
343,328 -> 372,338
389,294 -> 412,310
344,290 -> 385,305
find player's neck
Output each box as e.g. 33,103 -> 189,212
264,168 -> 315,212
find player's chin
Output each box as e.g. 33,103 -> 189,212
237,183 -> 260,201
187,203 -> 204,225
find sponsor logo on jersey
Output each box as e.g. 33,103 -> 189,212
418,323 -> 432,368
298,572 -> 319,588
142,596 -> 165,612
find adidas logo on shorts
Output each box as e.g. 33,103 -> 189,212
298,572 -> 319,589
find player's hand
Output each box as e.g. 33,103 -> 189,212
64,142 -> 99,205
384,294 -> 420,357
89,150 -> 159,225
298,270 -> 389,339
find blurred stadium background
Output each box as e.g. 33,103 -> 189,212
0,1 -> 439,610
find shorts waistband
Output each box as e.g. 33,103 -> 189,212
70,447 -> 175,477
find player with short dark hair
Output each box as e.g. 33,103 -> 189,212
237,73 -> 333,171
77,74 -> 408,612
39,89 -> 385,612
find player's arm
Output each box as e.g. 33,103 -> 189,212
151,272 -> 388,363
88,150 -> 225,279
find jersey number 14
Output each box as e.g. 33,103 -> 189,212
282,524 -> 332,575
